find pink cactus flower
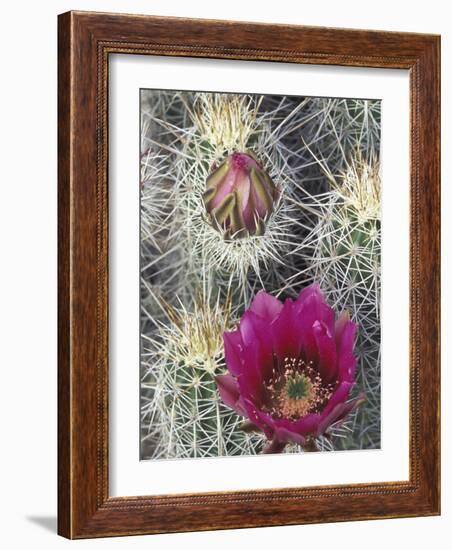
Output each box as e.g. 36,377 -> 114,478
215,284 -> 364,453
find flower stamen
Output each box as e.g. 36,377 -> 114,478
264,357 -> 334,420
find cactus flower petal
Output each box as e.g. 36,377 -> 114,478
215,374 -> 247,416
211,193 -> 236,228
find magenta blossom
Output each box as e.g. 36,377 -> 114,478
203,152 -> 277,238
215,284 -> 364,453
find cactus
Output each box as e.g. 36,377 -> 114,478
291,153 -> 381,450
140,294 -> 265,458
176,93 -> 300,302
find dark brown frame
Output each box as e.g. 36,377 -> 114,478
58,10 -> 440,539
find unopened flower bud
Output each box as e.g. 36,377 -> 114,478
203,152 -> 277,239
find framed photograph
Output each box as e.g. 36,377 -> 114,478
58,11 -> 440,538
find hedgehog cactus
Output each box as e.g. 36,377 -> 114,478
295,154 -> 381,450
173,93 -> 298,302
141,297 -> 265,458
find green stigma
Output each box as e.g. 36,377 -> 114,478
285,372 -> 311,401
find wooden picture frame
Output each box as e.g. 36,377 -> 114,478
58,10 -> 440,538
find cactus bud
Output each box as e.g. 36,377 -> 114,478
203,152 -> 277,238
